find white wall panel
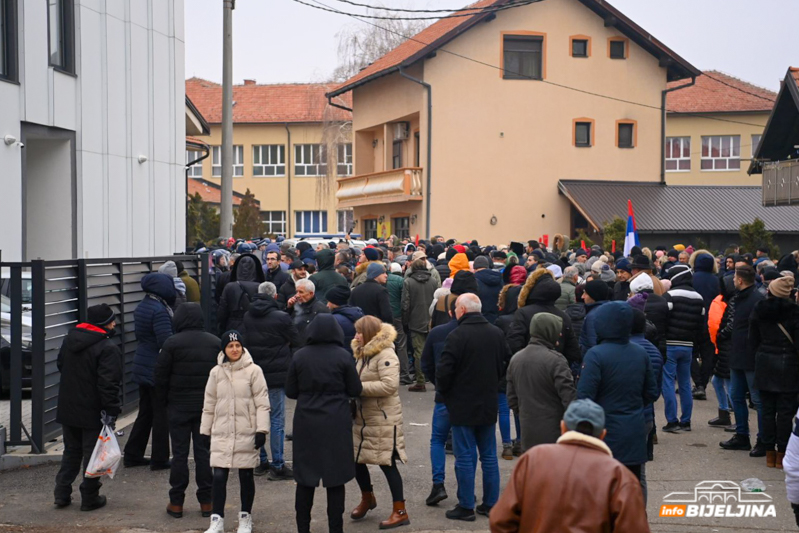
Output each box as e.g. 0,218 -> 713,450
105,16 -> 127,157
174,0 -> 184,41
0,83 -> 23,261
130,24 -> 150,164
130,158 -> 152,255
78,0 -> 104,14
53,73 -> 78,132
152,32 -> 170,163
152,0 -> 169,36
23,0 -> 51,125
152,162 -> 172,254
107,155 -> 130,257
106,0 -> 126,21
78,6 -> 103,153
130,0 -> 149,28
79,151 -> 106,257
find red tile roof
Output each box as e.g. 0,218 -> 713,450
187,178 -> 259,207
667,71 -> 777,114
186,78 -> 351,124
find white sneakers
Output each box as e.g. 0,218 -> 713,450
237,512 -> 253,533
204,514 -> 224,533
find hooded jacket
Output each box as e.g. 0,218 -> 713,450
630,331 -> 663,425
448,253 -> 470,278
475,268 -> 503,324
201,348 -> 270,469
555,277 -> 577,311
577,302 -> 659,466
751,296 -> 799,392
402,269 -> 437,333
242,295 -> 302,389
350,279 -> 393,324
386,273 -> 404,318
217,253 -> 265,334
56,323 -> 123,429
727,284 -> 765,370
133,273 -> 176,386
285,314 -> 363,487
662,266 -> 705,347
351,260 -> 382,288
507,270 -> 580,364
178,268 -> 201,303
154,303 -> 220,413
507,313 -> 576,451
690,251 -> 721,311
309,248 -> 348,303
352,324 -> 408,466
579,300 -> 610,357
421,317 -> 459,403
331,305 -> 364,354
291,295 -> 330,343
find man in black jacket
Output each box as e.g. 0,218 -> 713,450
243,282 -> 302,480
277,260 -> 308,308
349,262 -> 393,324
217,253 -> 265,334
154,303 -> 219,518
263,250 -> 290,293
436,294 -> 509,522
721,264 -> 766,454
288,278 -> 329,342
54,304 -> 123,511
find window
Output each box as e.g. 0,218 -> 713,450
608,38 -> 627,60
573,119 -> 593,147
665,137 -> 691,172
752,134 -> 763,157
571,39 -> 588,58
186,150 -> 204,177
502,34 -> 544,80
337,143 -> 353,176
253,145 -> 285,176
337,209 -> 354,233
48,0 -> 74,73
295,211 -> 328,234
295,144 -> 327,176
211,145 -> 244,177
616,120 -> 636,148
392,141 -> 403,169
0,0 -> 18,82
392,217 -> 410,240
701,135 -> 740,171
261,211 -> 286,236
363,219 -> 378,240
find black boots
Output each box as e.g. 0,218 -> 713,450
720,434 -> 751,451
708,409 -> 731,427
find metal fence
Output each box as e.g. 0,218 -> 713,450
2,253 -> 214,453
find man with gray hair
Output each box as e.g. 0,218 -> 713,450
243,281 -> 302,480
287,278 -> 329,343
555,266 -> 579,311
436,293 -> 510,521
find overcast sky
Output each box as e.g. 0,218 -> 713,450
185,0 -> 797,91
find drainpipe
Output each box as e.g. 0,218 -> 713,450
661,76 -> 696,184
285,123 -> 292,237
399,66 -> 432,239
327,95 -> 352,113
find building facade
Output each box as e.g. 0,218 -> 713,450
0,0 -> 186,261
185,78 -> 353,238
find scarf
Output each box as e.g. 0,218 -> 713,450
147,292 -> 174,317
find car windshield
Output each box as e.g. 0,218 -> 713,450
1,294 -> 10,314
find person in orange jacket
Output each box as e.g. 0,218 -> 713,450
707,277 -> 734,428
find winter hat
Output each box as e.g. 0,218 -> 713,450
438,252 -> 447,261
630,308 -> 648,334
442,278 -> 453,290
221,330 -> 245,352
509,265 -> 528,285
452,244 -> 467,254
390,263 -> 402,274
627,292 -> 649,313
158,261 -> 178,278
631,254 -> 652,270
87,304 -> 115,327
673,244 -> 686,252
590,258 -> 606,275
574,249 -> 587,259
326,285 -> 351,306
473,256 -> 491,270
367,262 -> 386,280
655,250 -> 665,259
763,268 -> 781,281
660,279 -> 672,291
448,253 -> 470,278
546,264 -> 563,279
584,279 -> 610,301
629,273 -> 654,294
615,258 -> 632,274
600,265 -> 616,284
630,246 -> 643,258
769,276 -> 793,299
363,247 -> 380,262
667,249 -> 680,260
366,238 -> 379,246
450,271 -> 478,296
412,250 -> 427,262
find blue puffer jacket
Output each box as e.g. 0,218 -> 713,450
475,268 -> 503,324
630,334 -> 663,423
579,300 -> 609,357
132,273 -> 176,386
331,305 -> 364,354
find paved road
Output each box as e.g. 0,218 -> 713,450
0,386 -> 796,532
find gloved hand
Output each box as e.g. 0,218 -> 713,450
100,411 -> 117,431
254,432 -> 266,450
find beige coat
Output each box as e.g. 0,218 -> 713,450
351,324 -> 408,466
201,349 -> 270,469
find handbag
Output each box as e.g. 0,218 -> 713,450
778,323 -> 794,346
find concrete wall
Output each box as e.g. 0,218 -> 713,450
0,0 -> 185,261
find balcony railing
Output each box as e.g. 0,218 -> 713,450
763,160 -> 799,206
336,167 -> 423,208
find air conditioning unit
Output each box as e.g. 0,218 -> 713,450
393,122 -> 410,141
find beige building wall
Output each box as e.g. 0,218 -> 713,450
195,123 -> 351,237
664,113 -> 768,186
347,0 -> 671,243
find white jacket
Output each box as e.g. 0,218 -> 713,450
783,406 -> 799,504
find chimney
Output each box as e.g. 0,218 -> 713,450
244,79 -> 256,86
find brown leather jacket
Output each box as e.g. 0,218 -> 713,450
489,431 -> 650,533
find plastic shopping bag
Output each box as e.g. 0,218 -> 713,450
85,424 -> 122,479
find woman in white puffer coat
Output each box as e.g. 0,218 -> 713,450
201,330 -> 270,533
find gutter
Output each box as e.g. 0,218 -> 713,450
399,66 -> 432,238
327,95 -> 352,113
661,77 -> 696,184
285,123 -> 292,237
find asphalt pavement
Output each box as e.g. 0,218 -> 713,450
0,385 -> 796,532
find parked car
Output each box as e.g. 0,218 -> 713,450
284,237 -> 367,250
0,268 -> 33,312
0,294 -> 32,396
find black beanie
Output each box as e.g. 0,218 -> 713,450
326,285 -> 351,306
87,304 -> 115,326
221,330 -> 245,352
451,271 -> 478,296
584,279 -> 610,302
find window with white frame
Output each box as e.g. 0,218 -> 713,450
751,134 -> 763,157
337,209 -> 354,233
665,137 -> 691,172
261,211 -> 286,236
337,143 -> 353,176
701,136 -> 740,171
186,150 -> 204,177
253,145 -> 285,177
212,145 -> 244,177
295,211 -> 328,234
295,144 -> 327,176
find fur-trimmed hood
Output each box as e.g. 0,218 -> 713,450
352,323 -> 397,359
518,269 -> 559,308
689,249 -> 718,273
355,260 -> 383,276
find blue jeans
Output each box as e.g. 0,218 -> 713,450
452,424 -> 500,510
259,388 -> 285,469
712,375 -> 731,411
662,346 -> 694,424
730,369 -> 762,438
430,403 -> 452,485
497,393 -> 522,445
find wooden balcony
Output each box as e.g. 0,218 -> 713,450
336,167 -> 423,208
763,160 -> 799,206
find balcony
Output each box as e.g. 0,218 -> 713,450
762,160 -> 799,206
336,167 -> 423,208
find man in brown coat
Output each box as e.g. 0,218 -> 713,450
489,399 -> 650,533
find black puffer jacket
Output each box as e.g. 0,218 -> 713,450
56,324 -> 123,429
495,284 -> 523,337
217,253 -> 265,334
639,290 -> 668,357
662,266 -> 704,347
751,297 -> 799,392
349,279 -> 393,324
727,285 -> 765,371
154,303 -> 219,413
243,295 -> 302,389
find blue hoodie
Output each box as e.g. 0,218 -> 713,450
692,253 -> 720,312
331,305 -> 364,354
474,268 -> 503,324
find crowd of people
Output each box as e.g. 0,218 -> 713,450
52,234 -> 799,532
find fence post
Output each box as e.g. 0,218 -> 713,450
77,259 -> 88,323
8,266 -> 23,444
200,253 -> 213,333
30,260 -> 46,453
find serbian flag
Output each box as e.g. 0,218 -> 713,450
623,199 -> 640,257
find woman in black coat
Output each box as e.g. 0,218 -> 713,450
285,314 -> 363,533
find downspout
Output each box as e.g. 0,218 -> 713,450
399,66 -> 432,239
661,76 -> 696,184
285,123 -> 292,237
185,144 -> 211,248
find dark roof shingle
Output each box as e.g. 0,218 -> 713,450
667,71 -> 777,114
